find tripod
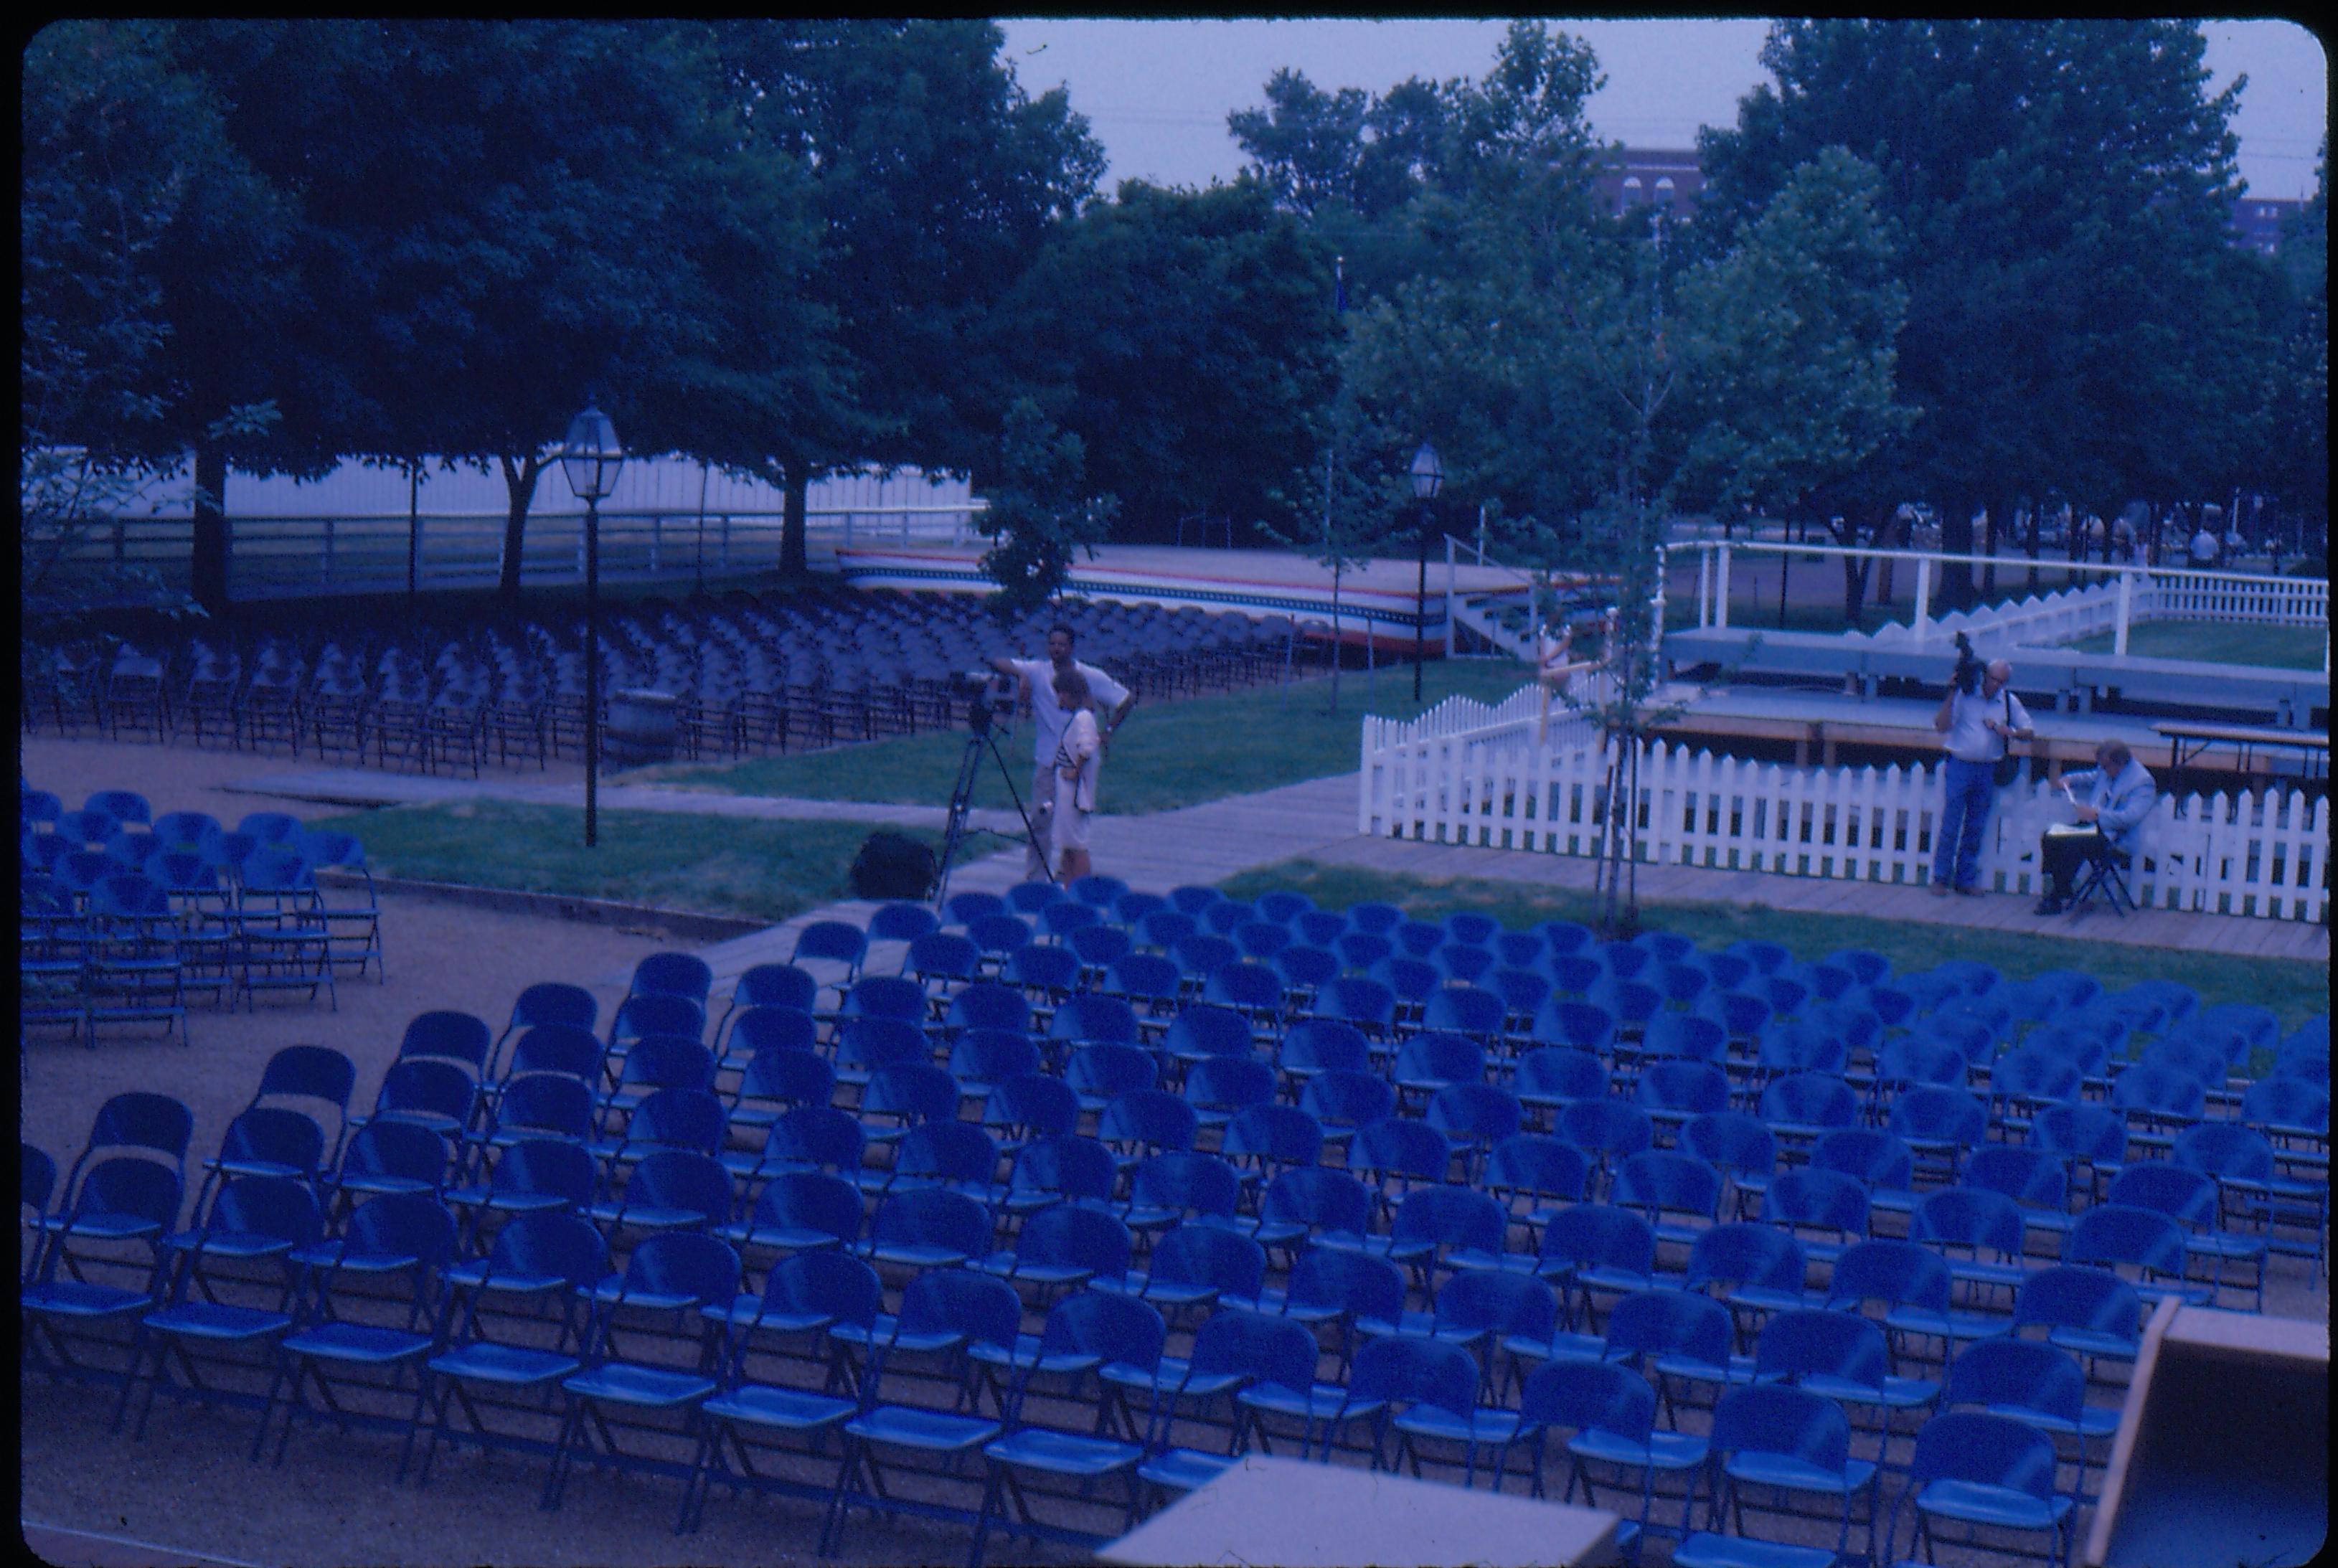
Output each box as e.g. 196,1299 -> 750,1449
933,702 -> 1050,910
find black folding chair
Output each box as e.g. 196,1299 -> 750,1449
2065,840 -> 2135,919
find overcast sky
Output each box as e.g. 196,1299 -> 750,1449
998,17 -> 2327,203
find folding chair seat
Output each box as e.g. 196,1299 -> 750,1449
1041,901 -> 1106,944
1341,900 -> 1404,938
1333,931 -> 1393,973
1683,1111 -> 1779,1215
1614,1149 -> 1725,1252
541,1232 -> 740,1514
1514,1206 -> 1657,1357
1681,1222 -> 1811,1328
976,1201 -> 1133,1301
1941,1336 -> 2117,1504
727,1107 -> 868,1187
1103,952 -> 1184,1016
1425,1084 -> 1523,1184
225,1048 -> 355,1170
444,1136 -> 598,1239
721,964 -> 819,1041
496,982 -> 599,1069
1271,944 -> 1342,1010
1640,1011 -> 1728,1072
1291,910 -> 1349,949
996,1133 -> 1118,1221
908,931 -> 984,997
1202,960 -> 1283,1022
589,1148 -> 735,1237
1433,945 -> 1498,991
1313,975 -> 1399,1039
819,1270 -> 1022,1556
22,1158 -> 182,1385
2107,1062 -> 2208,1159
2105,1161 -> 2263,1310
231,849 -> 336,1010
1114,1150 -> 1243,1237
1810,1127 -> 1918,1217
1479,1135 -> 1590,1254
1184,1056 -> 1278,1137
1164,1003 -> 1258,1068
1050,992 -> 1142,1062
2031,1101 -> 2131,1205
717,1168 -> 863,1258
110,1173 -> 319,1446
948,1028 -> 1042,1102
854,1186 -> 992,1273
1753,1307 -> 1938,1455
258,1191 -> 459,1464
1392,1030 -> 1486,1103
1009,878 -> 1069,917
721,1042 -> 836,1148
861,1120 -> 1004,1206
296,828 -> 383,980
942,982 -> 1033,1040
2010,1265 -> 2143,1371
1166,934 -> 1238,996
2065,834 -> 2138,917
1514,1047 -> 1612,1124
199,1107 -> 327,1202
1296,1069 -> 1395,1157
1603,1286 -> 1758,1417
1348,1333 -> 1530,1489
1990,1047 -> 2086,1137
1521,1359 -> 1702,1553
1065,1043 -> 1158,1118
1591,978 -> 1665,1041
2175,1120 -> 2326,1281
406,1210 -> 608,1486
1885,1412 -> 2075,1568
866,901 -> 940,954
1635,1061 -> 1733,1143
1673,1383 -> 1879,1568
1230,920 -> 1293,963
85,873 -> 187,1041
791,921 -> 869,1002
1136,1308 -> 1313,1498
1095,1222 -> 1266,1326
1558,1099 -> 1656,1199
1760,1166 -> 1871,1268
1357,1267 -> 1559,1404
597,1058 -> 723,1156
1116,891 -> 1172,930
1134,909 -> 1196,955
1911,1186 -> 2037,1300
679,1247 -> 882,1529
1757,1073 -> 1859,1153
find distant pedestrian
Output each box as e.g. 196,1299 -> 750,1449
1930,657 -> 2035,897
2189,521 -> 2219,570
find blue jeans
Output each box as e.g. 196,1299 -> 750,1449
1933,757 -> 1998,891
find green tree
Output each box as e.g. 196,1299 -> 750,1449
713,20 -> 1106,577
1696,20 -> 2261,606
1010,178 -> 1342,545
1671,147 -> 1914,616
976,397 -> 1116,618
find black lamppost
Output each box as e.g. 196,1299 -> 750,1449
558,398 -> 623,848
1409,441 -> 1443,703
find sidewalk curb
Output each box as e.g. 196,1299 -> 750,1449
315,869 -> 766,941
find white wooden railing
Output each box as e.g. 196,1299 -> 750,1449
1673,539 -> 2329,669
1359,687 -> 2330,923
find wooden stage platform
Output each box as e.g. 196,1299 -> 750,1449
836,542 -> 1571,653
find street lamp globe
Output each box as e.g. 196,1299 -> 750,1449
1409,442 -> 1444,502
560,400 -> 624,501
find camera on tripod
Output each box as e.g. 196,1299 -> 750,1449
1950,630 -> 1983,697
951,669 -> 1014,736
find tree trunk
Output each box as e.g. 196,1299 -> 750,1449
1832,507 -> 1877,623
2025,499 -> 2043,593
189,436 -> 231,615
780,461 -> 811,579
496,454 -> 545,603
1981,496 -> 2007,600
1938,496 -> 1976,611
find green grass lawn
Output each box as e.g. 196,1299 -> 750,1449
636,661 -> 1540,816
310,800 -> 941,925
1220,857 -> 2330,1049
2067,620 -> 2327,669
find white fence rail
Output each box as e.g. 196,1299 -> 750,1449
1673,539 -> 2329,669
51,504 -> 986,603
1359,691 -> 2329,923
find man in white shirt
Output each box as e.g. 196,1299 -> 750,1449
989,624 -> 1136,881
1930,658 -> 2035,897
2189,523 -> 2219,569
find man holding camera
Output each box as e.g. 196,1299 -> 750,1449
1930,646 -> 2035,897
989,625 -> 1136,881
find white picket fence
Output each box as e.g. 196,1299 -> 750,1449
1854,574 -> 2328,650
1359,690 -> 2329,923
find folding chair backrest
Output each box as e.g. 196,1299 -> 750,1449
1350,1333 -> 1479,1420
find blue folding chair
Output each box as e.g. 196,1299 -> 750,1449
542,1232 -> 741,1515
1351,1333 -> 1529,1490
1674,1383 -> 1879,1568
682,1250 -> 883,1531
1522,1358 -> 1703,1552
1886,1412 -> 2075,1568
967,1292 -> 1167,1567
820,1269 -> 1024,1556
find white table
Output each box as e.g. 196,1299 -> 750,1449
1095,1454 -> 1624,1568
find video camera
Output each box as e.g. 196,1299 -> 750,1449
1950,630 -> 1983,697
951,669 -> 1014,736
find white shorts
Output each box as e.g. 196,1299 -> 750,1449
1052,773 -> 1092,849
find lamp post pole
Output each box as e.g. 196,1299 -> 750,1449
1413,504 -> 1429,704
1408,442 -> 1443,706
559,397 -> 623,851
585,492 -> 600,848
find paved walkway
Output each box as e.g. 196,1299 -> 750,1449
235,762 -> 2326,974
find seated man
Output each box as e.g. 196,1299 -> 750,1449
2035,738 -> 2158,915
